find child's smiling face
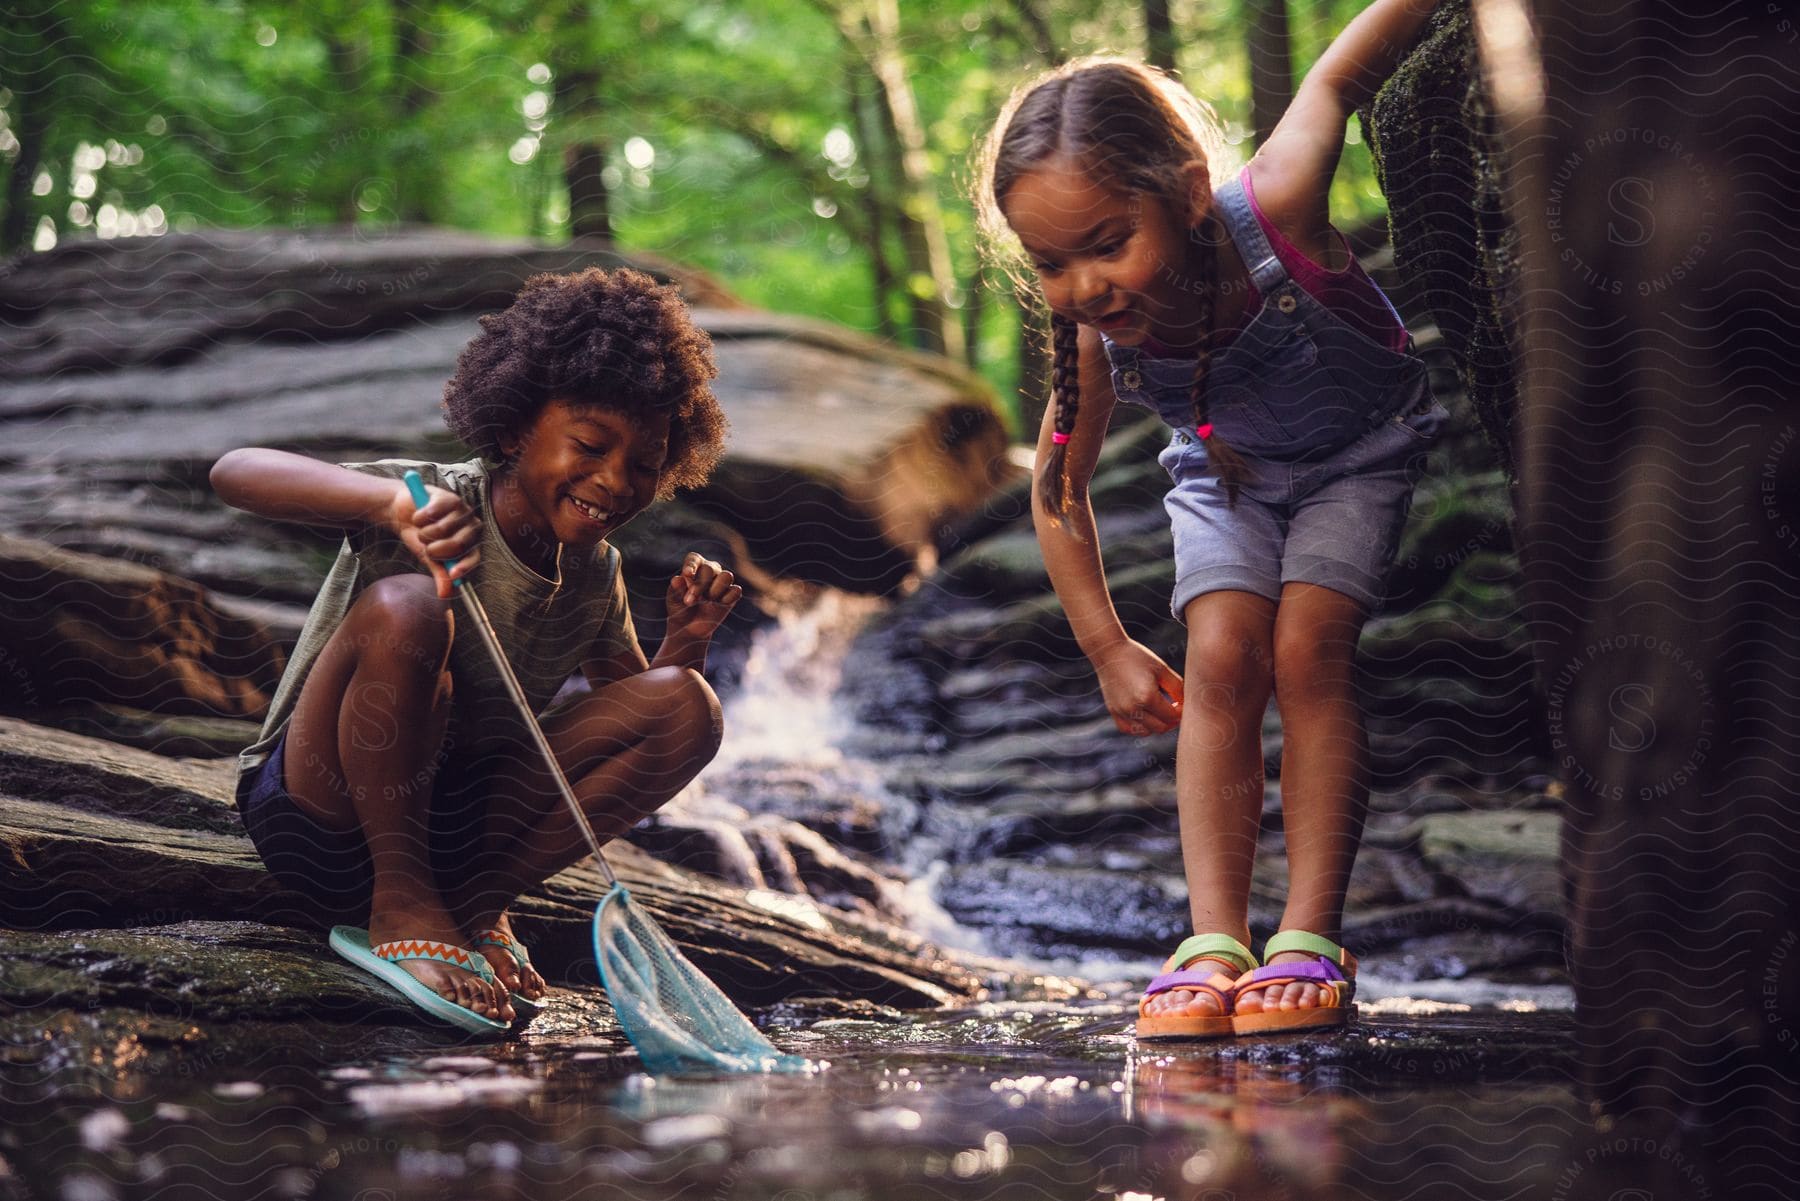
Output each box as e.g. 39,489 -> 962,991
1003,151 -> 1208,351
498,399 -> 669,565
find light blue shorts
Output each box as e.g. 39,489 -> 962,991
1157,392 -> 1450,618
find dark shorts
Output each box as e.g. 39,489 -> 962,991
236,730 -> 511,929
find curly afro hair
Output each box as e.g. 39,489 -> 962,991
442,267 -> 726,498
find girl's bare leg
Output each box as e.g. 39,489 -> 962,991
283,574 -> 510,1021
446,667 -> 724,998
1143,589 -> 1278,1018
1236,581 -> 1370,1015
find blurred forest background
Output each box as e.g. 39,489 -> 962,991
2,0 -> 1390,425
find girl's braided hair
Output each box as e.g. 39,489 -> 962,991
974,56 -> 1249,518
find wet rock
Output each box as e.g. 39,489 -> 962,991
0,715 -> 1048,1013
1382,469 -> 1516,612
625,811 -> 907,923
0,703 -> 260,760
934,859 -> 1193,962
0,921 -> 445,1026
0,534 -> 287,720
1411,809 -> 1563,920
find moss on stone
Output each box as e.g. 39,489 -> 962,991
1363,0 -> 1523,482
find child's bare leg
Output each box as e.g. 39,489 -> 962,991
1236,581 -> 1370,1016
1144,589 -> 1278,1018
447,666 -> 724,997
283,574 -> 509,1021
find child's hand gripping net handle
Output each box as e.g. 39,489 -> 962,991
402,470 -> 617,886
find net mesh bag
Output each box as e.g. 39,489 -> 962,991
593,885 -> 809,1074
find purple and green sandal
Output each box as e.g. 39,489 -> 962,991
1230,930 -> 1358,1036
1136,934 -> 1260,1041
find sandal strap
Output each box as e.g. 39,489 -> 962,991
1163,933 -> 1258,975
472,928 -> 531,968
372,938 -> 499,986
1144,967 -> 1232,1001
1261,930 -> 1358,975
1234,959 -> 1351,990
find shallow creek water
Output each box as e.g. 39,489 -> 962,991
7,595 -> 1595,1200
17,1002 -> 1583,1200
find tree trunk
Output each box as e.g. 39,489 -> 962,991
861,0 -> 965,361
1,103 -> 46,255
564,141 -> 612,243
1485,0 -> 1800,1182
1246,0 -> 1295,147
555,65 -> 612,244
389,0 -> 438,223
1,2 -> 71,255
1007,0 -> 1059,64
961,263 -> 987,373
851,63 -> 900,342
1144,0 -> 1177,72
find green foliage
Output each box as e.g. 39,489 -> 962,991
3,0 -> 1398,426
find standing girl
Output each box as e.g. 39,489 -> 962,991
976,0 -> 1444,1038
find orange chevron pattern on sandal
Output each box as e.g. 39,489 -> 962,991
329,927 -> 507,1036
373,939 -> 478,971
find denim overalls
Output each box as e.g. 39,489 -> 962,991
1101,171 -> 1449,617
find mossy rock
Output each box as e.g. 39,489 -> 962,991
1364,0 -> 1523,480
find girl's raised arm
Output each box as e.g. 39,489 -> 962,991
1253,0 -> 1441,238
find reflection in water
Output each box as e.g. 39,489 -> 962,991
11,1000 -> 1581,1199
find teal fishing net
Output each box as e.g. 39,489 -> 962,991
397,471 -> 804,1076
593,885 -> 809,1075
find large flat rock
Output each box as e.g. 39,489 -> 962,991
0,715 -> 1062,1011
0,227 -> 1019,604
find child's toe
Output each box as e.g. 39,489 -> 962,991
452,976 -> 483,1014
1150,987 -> 1222,1018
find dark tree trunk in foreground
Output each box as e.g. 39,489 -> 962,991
1486,0 -> 1800,1190
1246,0 -> 1295,147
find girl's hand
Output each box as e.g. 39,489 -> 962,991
389,483 -> 481,599
1093,640 -> 1184,737
664,551 -> 742,645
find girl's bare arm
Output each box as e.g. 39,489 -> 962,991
1251,0 -> 1441,243
1032,325 -> 1129,663
1034,327 -> 1186,735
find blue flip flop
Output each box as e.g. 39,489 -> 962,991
329,926 -> 509,1035
471,926 -> 546,1020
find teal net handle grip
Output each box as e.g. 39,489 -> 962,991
402,470 -> 462,589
